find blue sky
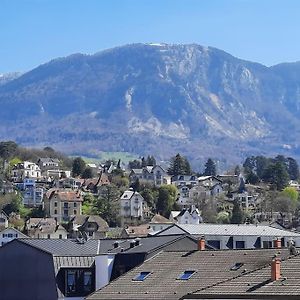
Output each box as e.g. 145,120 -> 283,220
0,0 -> 299,72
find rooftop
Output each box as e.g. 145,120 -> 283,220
87,248 -> 291,300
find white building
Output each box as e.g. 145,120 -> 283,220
0,211 -> 8,229
129,165 -> 170,186
120,190 -> 147,220
174,206 -> 202,225
11,161 -> 41,182
171,175 -> 198,187
0,227 -> 27,246
156,223 -> 300,249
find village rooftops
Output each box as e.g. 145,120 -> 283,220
86,248 -> 292,300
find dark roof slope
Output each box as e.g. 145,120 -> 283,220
189,252 -> 300,299
17,235 -> 195,256
87,248 -> 290,300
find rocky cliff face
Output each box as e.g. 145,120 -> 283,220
1,43 -> 300,167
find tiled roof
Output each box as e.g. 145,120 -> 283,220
150,214 -> 173,224
190,253 -> 300,298
87,248 -> 291,300
16,235 -> 192,256
163,224 -> 300,237
48,189 -> 83,202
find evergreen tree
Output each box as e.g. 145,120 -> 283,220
287,157 -> 299,180
128,159 -> 142,169
203,158 -> 216,176
81,167 -> 93,179
146,155 -> 156,166
231,199 -> 244,224
93,185 -> 120,226
156,186 -> 172,217
263,161 -> 289,190
72,157 -> 86,177
167,153 -> 191,175
141,157 -> 147,167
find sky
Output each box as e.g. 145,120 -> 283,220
1,0 -> 299,73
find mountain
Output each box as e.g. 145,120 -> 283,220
1,43 -> 300,168
0,72 -> 22,86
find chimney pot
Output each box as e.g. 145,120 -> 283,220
271,258 -> 281,281
198,237 -> 205,251
274,238 -> 282,249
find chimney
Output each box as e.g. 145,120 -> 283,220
130,241 -> 135,248
271,258 -> 281,281
113,241 -> 119,248
274,238 -> 282,249
198,237 -> 205,251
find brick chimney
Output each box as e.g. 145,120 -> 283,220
198,237 -> 205,251
274,238 -> 282,249
271,258 -> 281,281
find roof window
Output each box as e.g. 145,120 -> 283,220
230,262 -> 244,271
177,270 -> 195,280
133,271 -> 151,281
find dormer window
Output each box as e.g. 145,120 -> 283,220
133,271 -> 151,281
177,270 -> 196,280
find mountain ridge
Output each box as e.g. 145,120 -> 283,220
1,43 -> 300,168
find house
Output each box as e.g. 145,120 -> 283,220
44,189 -> 83,222
58,177 -> 84,189
171,175 -> 198,187
86,246 -> 291,300
149,214 -> 173,233
82,173 -> 111,193
15,178 -> 44,206
0,227 -> 27,246
69,215 -> 109,239
11,161 -> 41,182
188,249 -> 300,299
0,235 -> 200,300
129,165 -> 169,186
198,175 -> 223,196
0,210 -> 8,230
155,223 -> 300,249
173,206 -> 202,225
45,169 -> 71,179
120,190 -> 149,223
24,217 -> 68,239
177,185 -> 193,207
37,157 -> 60,170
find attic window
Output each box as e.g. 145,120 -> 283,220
178,270 -> 196,280
133,272 -> 151,281
230,262 -> 244,271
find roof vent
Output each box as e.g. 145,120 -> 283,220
114,241 -> 119,248
130,241 -> 136,248
135,238 -> 141,246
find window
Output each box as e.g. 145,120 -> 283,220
83,271 -> 92,292
235,241 -> 245,249
74,210 -> 77,215
54,202 -> 58,207
64,202 -> 68,208
178,270 -> 196,280
133,271 -> 151,281
54,209 -> 57,214
64,269 -> 94,297
230,262 -> 244,271
74,202 -> 77,208
59,234 -> 63,239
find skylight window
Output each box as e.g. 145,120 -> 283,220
133,272 -> 151,281
230,262 -> 244,271
178,270 -> 196,280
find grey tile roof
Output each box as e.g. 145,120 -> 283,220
17,235 -> 191,256
189,253 -> 300,298
87,248 -> 291,300
163,224 -> 300,237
